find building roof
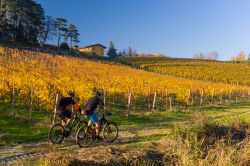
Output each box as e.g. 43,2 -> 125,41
79,44 -> 106,49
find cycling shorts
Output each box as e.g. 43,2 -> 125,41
88,112 -> 98,123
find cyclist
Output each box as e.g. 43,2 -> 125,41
83,89 -> 104,140
57,91 -> 81,128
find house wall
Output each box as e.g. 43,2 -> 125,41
79,45 -> 105,56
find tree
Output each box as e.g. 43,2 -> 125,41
38,16 -> 56,48
107,41 -> 117,58
54,18 -> 67,50
206,51 -> 219,60
127,46 -> 133,56
235,51 -> 246,61
230,51 -> 246,63
0,0 -> 45,44
193,52 -> 205,59
60,42 -> 70,50
122,49 -> 127,56
65,24 -> 80,50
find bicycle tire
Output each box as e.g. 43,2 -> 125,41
102,122 -> 118,143
48,124 -> 65,144
76,125 -> 93,148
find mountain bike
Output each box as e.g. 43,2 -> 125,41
49,111 -> 87,144
76,112 -> 118,147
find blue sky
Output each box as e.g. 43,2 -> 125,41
36,0 -> 250,60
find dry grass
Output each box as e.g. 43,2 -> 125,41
33,113 -> 250,166
38,151 -> 74,166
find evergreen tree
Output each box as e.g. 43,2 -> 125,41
65,24 -> 80,50
0,0 -> 45,44
122,49 -> 127,56
54,18 -> 67,50
107,41 -> 117,58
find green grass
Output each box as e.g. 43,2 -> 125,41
0,102 -> 51,146
1,99 -> 250,147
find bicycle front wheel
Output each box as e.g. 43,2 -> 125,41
103,122 -> 118,143
75,120 -> 88,133
48,124 -> 65,144
76,125 -> 93,148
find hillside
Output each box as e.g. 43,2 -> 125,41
1,47 -> 247,111
117,56 -> 250,85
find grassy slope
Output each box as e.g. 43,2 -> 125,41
8,101 -> 250,165
0,101 -> 51,146
1,100 -> 250,146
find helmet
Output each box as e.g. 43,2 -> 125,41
93,89 -> 101,97
68,91 -> 75,97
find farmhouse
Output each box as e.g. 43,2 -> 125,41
79,44 -> 106,56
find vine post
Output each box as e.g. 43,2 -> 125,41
10,86 -> 15,116
200,90 -> 204,107
152,92 -> 157,111
52,93 -> 59,124
29,89 -> 34,120
127,92 -> 132,117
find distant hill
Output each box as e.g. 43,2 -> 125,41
117,56 -> 250,86
136,52 -> 167,57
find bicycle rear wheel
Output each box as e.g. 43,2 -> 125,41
49,124 -> 65,144
103,122 -> 118,143
76,125 -> 93,148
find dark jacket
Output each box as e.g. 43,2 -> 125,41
84,96 -> 104,115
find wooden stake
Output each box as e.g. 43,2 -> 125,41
165,92 -> 168,111
52,94 -> 59,124
127,92 -> 132,116
10,86 -> 15,116
169,96 -> 172,111
29,90 -> 33,120
104,90 -> 107,107
200,90 -> 204,107
152,92 -> 157,111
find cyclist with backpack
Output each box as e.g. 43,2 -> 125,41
83,89 -> 104,140
57,91 -> 81,128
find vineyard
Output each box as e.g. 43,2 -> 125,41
118,56 -> 250,85
0,47 -> 249,117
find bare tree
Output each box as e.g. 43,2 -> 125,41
39,16 -> 56,48
206,51 -> 219,60
193,52 -> 205,59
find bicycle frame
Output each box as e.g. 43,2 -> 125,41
88,113 -> 110,131
67,112 -> 84,132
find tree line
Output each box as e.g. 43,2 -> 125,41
106,41 -> 166,58
0,0 -> 80,50
106,41 -> 137,58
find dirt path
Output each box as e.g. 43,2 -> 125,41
0,125 -> 169,165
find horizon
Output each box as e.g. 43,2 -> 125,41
35,0 -> 250,60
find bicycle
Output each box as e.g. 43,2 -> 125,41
76,112 -> 118,148
49,111 -> 87,144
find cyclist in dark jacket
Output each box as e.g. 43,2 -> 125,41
83,90 -> 104,139
57,91 -> 81,127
